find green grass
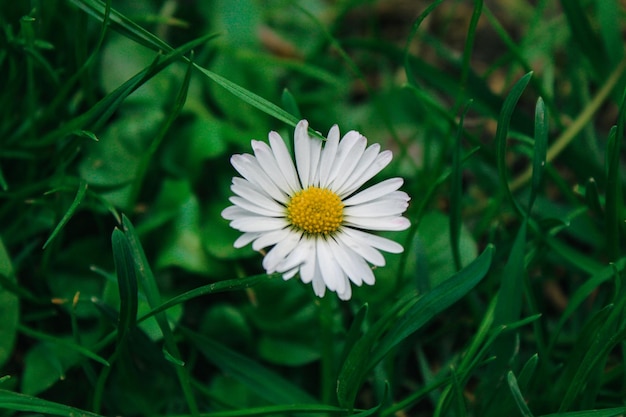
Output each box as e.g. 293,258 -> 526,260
1,0 -> 626,416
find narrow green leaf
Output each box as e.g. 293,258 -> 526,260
496,71 -> 533,215
120,215 -> 198,415
375,244 -> 495,363
111,228 -> 138,341
340,303 -> 368,365
538,407 -> 626,417
137,274 -> 274,323
42,180 -> 88,249
339,245 -> 494,408
494,220 -> 527,326
0,239 -> 18,369
193,65 -> 299,128
549,257 -> 626,350
583,178 -> 604,217
18,325 -> 109,367
0,389 -> 104,417
508,371 -> 535,417
528,97 -> 547,212
450,101 -> 472,271
605,86 -> 626,260
281,88 -> 302,120
516,353 -> 539,392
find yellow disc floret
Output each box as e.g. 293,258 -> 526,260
286,187 -> 344,235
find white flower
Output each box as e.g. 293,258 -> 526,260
221,120 -> 410,300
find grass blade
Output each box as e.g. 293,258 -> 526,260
0,389 -> 103,417
508,371 -> 535,417
111,228 -> 138,341
42,180 -> 88,249
496,72 -> 533,216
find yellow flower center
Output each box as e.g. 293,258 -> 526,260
286,186 -> 344,235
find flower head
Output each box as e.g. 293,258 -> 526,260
222,120 -> 410,300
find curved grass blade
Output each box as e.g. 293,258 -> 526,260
548,257 -> 626,350
528,97 -> 547,213
605,87 -> 626,260
496,72 -> 533,217
374,244 -> 494,362
137,273 -> 276,323
450,101 -> 472,271
42,180 -> 88,249
0,389 -> 103,417
508,371 -> 535,417
338,245 -> 494,409
538,407 -> 626,417
111,228 -> 138,342
17,325 -> 109,367
120,215 -> 198,415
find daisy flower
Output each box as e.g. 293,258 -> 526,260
221,120 -> 410,300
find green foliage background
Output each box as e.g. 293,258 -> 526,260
1,0 -> 626,416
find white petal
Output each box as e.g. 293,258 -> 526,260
342,178 -> 404,206
282,267 -> 299,280
307,134 -> 323,188
251,227 -> 292,251
262,232 -> 301,273
221,205 -> 248,221
318,125 -> 340,186
231,154 -> 288,204
343,198 -> 409,217
229,196 -> 285,217
333,143 -> 380,196
342,227 -> 405,254
344,215 -> 411,231
327,237 -> 373,287
295,120 -> 313,188
231,216 -> 288,232
338,150 -> 393,197
298,238 -> 317,284
335,231 -> 386,266
231,178 -> 285,212
317,238 -> 346,294
276,235 -> 310,272
252,140 -> 295,194
269,131 -> 301,191
311,264 -> 326,297
329,135 -> 367,192
325,131 -> 362,186
337,281 -> 352,300
233,232 -> 261,248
